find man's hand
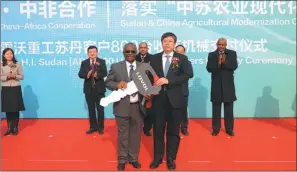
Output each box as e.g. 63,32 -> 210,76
87,70 -> 93,78
155,77 -> 168,86
221,54 -> 226,64
93,72 -> 98,79
144,95 -> 151,100
218,55 -> 222,65
116,81 -> 127,90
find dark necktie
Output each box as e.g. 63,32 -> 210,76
129,64 -> 137,97
129,64 -> 134,80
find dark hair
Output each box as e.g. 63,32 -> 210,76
87,45 -> 98,52
175,44 -> 186,52
161,32 -> 177,43
2,48 -> 17,66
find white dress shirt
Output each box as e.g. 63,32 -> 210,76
90,59 -> 96,65
126,60 -> 138,103
140,54 -> 146,62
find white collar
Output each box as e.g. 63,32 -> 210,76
126,60 -> 136,68
90,58 -> 96,63
162,51 -> 174,57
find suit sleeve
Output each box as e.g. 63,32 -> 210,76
187,61 -> 194,79
221,51 -> 238,71
96,59 -> 107,79
206,53 -> 219,73
0,65 -> 8,81
15,63 -> 24,80
105,64 -> 118,91
168,56 -> 193,87
78,61 -> 89,79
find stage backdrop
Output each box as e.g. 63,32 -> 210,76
1,1 -> 296,118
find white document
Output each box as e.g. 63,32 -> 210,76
100,81 -> 138,107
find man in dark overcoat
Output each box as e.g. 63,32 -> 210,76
206,38 -> 238,136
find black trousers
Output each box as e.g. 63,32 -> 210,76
143,108 -> 153,132
85,89 -> 104,130
153,96 -> 182,160
212,102 -> 234,132
180,95 -> 189,129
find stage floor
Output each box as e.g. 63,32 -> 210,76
1,118 -> 296,171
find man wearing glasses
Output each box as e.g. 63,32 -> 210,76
105,42 -> 146,171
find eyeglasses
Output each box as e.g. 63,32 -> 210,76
125,50 -> 136,54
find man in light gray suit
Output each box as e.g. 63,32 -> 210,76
105,42 -> 146,171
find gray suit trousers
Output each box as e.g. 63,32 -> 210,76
115,103 -> 143,163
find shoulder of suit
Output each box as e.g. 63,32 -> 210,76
82,59 -> 89,63
98,57 -> 105,62
208,51 -> 216,57
226,49 -> 236,54
174,52 -> 188,60
176,52 -> 187,58
136,61 -> 142,68
151,52 -> 162,59
147,53 -> 153,57
112,60 -> 124,67
98,58 -> 106,64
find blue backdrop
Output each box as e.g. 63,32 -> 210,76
1,1 -> 296,118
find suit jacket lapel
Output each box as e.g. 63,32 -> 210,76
95,57 -> 100,63
86,59 -> 91,67
166,51 -> 178,78
157,53 -> 164,77
136,61 -> 141,68
86,59 -> 91,71
135,61 -> 145,105
121,61 -> 129,82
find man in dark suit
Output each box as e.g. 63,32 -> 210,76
136,42 -> 152,63
78,46 -> 107,134
135,42 -> 153,136
175,45 -> 193,136
148,32 -> 193,170
206,38 -> 238,136
105,42 -> 146,171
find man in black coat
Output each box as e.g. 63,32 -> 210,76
175,45 -> 193,136
135,42 -> 153,136
149,32 -> 193,170
206,38 -> 238,136
78,46 -> 107,134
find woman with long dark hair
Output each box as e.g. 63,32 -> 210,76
1,48 -> 25,136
